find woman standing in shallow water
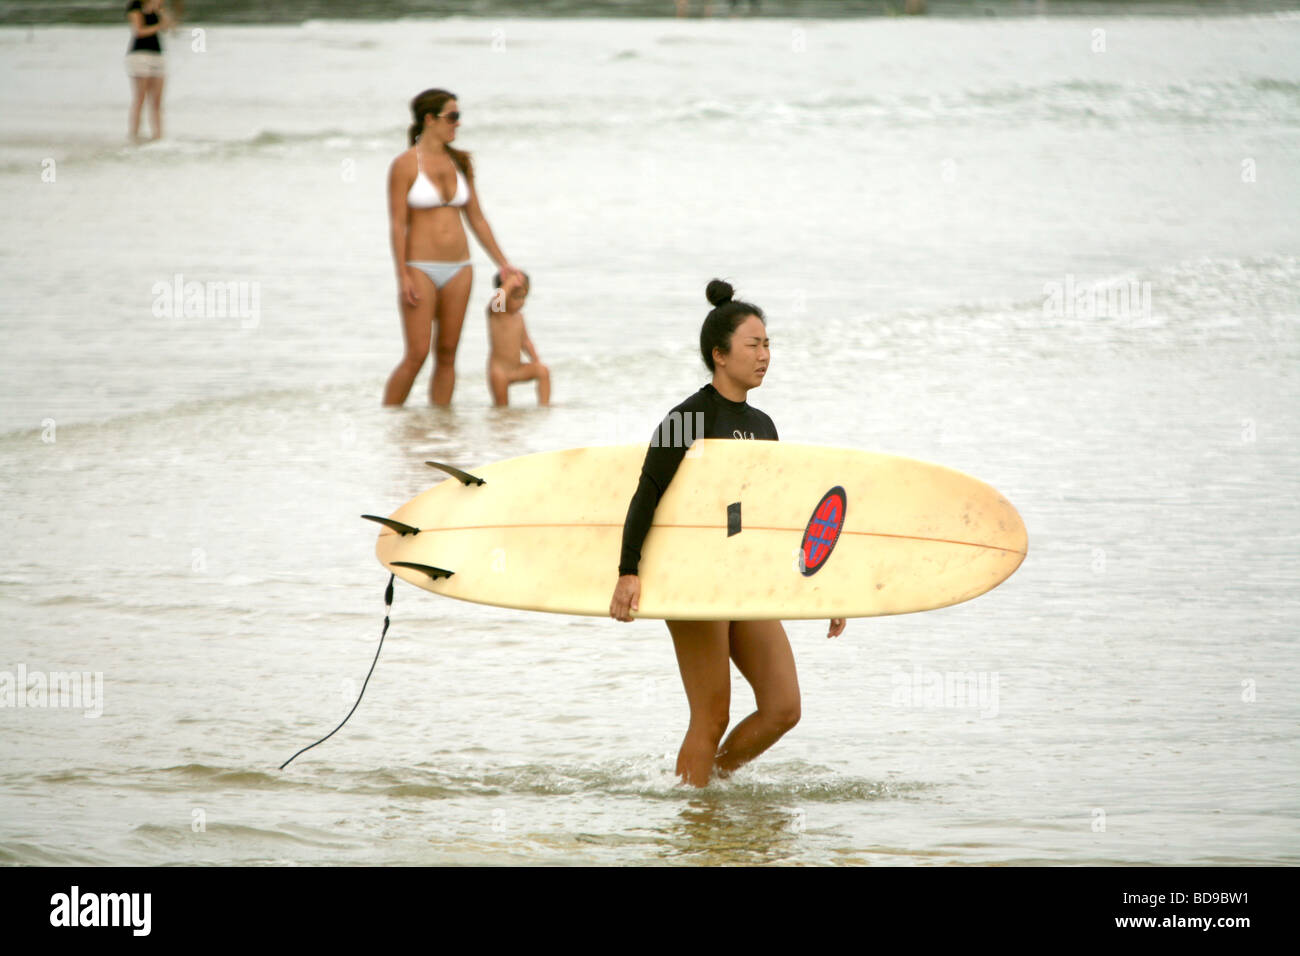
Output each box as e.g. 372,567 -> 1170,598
383,89 -> 522,406
125,0 -> 171,142
609,280 -> 846,788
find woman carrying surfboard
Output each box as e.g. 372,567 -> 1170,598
609,280 -> 846,788
382,89 -> 523,406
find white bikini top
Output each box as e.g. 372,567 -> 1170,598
407,149 -> 469,209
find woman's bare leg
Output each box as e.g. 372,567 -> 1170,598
128,76 -> 147,141
667,619 -> 731,787
429,266 -> 472,406
382,269 -> 436,405
714,619 -> 801,777
146,75 -> 164,140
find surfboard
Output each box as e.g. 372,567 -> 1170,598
367,441 -> 1026,620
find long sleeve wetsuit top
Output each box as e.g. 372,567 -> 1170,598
618,383 -> 778,577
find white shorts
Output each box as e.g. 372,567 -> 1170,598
125,51 -> 165,79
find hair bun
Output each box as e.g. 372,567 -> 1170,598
705,279 -> 734,308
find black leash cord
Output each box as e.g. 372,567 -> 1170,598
279,574 -> 394,770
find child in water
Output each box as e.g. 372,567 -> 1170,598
486,270 -> 550,406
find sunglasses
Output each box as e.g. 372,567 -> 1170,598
438,111 -> 461,122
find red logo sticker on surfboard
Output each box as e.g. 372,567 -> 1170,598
800,486 -> 846,576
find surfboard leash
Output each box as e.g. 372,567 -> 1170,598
279,573 -> 395,771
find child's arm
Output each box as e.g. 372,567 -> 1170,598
521,318 -> 539,363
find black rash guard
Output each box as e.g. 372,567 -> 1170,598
618,383 -> 778,577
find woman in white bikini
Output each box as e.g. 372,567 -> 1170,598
383,89 -> 523,406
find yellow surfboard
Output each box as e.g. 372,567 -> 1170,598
367,440 -> 1026,620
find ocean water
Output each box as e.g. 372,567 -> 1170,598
0,13 -> 1297,865
8,0 -> 1300,26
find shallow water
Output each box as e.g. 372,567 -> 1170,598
0,13 -> 1297,865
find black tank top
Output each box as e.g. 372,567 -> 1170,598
618,383 -> 778,576
127,1 -> 162,54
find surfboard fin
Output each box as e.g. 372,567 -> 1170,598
391,561 -> 455,580
426,460 -> 485,486
361,515 -> 421,536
